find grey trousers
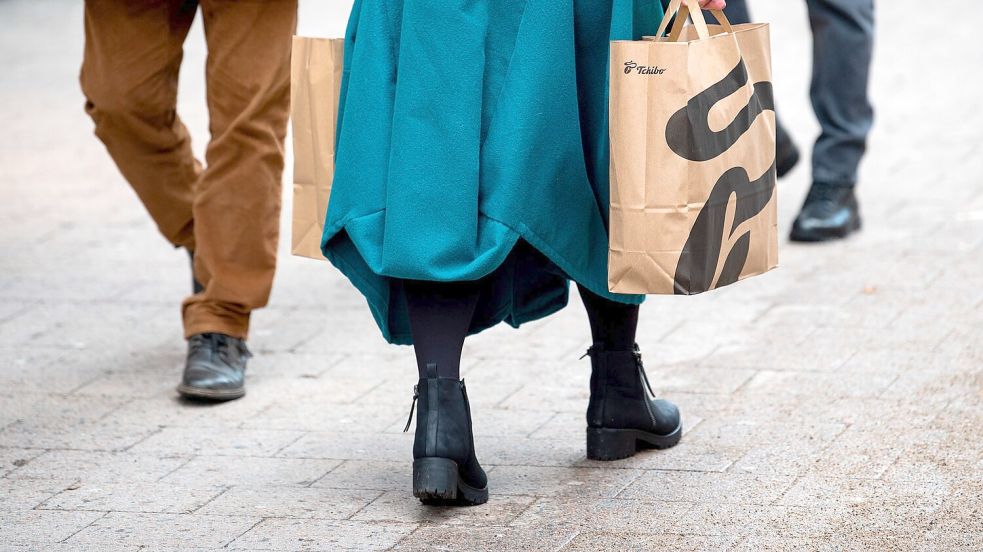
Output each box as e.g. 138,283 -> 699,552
708,0 -> 876,186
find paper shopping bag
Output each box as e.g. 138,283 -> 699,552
608,0 -> 778,294
290,36 -> 344,260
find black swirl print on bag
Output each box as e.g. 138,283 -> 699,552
665,58 -> 776,295
672,163 -> 776,294
666,60 -> 774,162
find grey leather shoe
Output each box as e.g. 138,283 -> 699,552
177,333 -> 251,401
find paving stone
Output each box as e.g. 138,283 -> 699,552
5,450 -> 189,483
490,466 -> 643,499
199,486 -> 381,519
0,347 -> 96,394
0,418 -> 158,451
277,432 -> 414,463
312,460 -> 410,492
352,491 -> 534,526
241,401 -> 406,433
100,393 -> 276,429
67,512 -> 260,548
393,525 -> 577,552
738,370 -> 897,398
129,426 -> 305,457
0,510 -> 106,545
0,479 -> 67,511
475,436 -> 588,467
510,498 -> 692,535
880,369 -> 983,405
619,470 -> 795,505
38,481 -> 224,514
561,532 -> 736,551
161,457 -> 340,488
777,474 -> 948,509
0,448 -> 44,478
674,503 -> 840,538
497,384 -> 591,413
228,518 -> 415,551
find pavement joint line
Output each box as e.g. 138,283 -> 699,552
155,455 -> 197,483
188,485 -> 234,515
269,431 -> 310,461
344,489 -> 387,521
223,516 -> 268,550
58,510 -> 110,544
118,425 -> 164,453
553,529 -> 580,551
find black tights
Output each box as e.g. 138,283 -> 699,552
404,280 -> 640,380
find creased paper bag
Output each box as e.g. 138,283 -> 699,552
608,0 -> 778,294
290,36 -> 344,260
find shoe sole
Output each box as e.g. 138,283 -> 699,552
586,422 -> 684,461
176,384 -> 245,402
412,457 -> 488,506
789,217 -> 862,243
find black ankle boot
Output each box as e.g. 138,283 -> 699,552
584,344 -> 682,460
403,364 -> 488,506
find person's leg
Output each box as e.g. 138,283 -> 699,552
578,284 -> 638,351
80,0 -> 198,250
577,285 -> 682,460
402,279 -> 488,505
181,0 -> 297,340
791,0 -> 873,242
806,0 -> 875,187
404,280 -> 481,380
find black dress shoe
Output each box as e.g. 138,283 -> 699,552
404,363 -> 488,506
776,134 -> 800,179
177,333 -> 250,401
584,344 -> 682,461
790,182 -> 862,242
186,248 -> 204,294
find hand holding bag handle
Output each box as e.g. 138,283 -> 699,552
656,0 -> 734,42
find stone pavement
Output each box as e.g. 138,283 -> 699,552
1,1 -> 981,550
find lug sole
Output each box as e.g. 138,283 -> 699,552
176,384 -> 245,402
586,422 -> 684,461
412,457 -> 488,506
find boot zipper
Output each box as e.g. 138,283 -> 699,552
635,350 -> 658,428
402,384 -> 419,433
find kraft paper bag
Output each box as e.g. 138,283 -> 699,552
608,0 -> 778,295
290,36 -> 344,260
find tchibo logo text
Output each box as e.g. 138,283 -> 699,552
624,61 -> 667,75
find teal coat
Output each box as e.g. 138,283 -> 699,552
323,0 -> 665,344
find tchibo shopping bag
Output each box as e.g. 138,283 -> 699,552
608,0 -> 778,294
290,36 -> 344,260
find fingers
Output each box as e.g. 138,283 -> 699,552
699,0 -> 727,9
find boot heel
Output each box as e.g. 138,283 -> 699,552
586,428 -> 637,461
413,457 -> 459,501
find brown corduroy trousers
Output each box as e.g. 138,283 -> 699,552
80,0 -> 297,340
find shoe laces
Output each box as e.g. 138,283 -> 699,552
189,333 -> 252,364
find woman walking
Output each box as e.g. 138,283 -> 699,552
323,0 -> 726,506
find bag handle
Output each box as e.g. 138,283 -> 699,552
655,0 -> 733,42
